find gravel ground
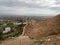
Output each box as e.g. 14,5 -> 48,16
0,36 -> 33,45
1,35 -> 60,45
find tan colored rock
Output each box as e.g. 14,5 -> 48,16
23,14 -> 60,40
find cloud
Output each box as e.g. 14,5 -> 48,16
50,4 -> 60,7
0,6 -> 59,16
0,0 -> 60,16
18,0 -> 56,7
0,0 -> 57,8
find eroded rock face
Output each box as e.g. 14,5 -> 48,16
23,14 -> 60,40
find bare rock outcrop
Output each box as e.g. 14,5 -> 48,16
23,14 -> 60,40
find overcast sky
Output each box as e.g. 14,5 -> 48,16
0,0 -> 60,16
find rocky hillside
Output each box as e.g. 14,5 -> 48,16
23,14 -> 60,40
1,14 -> 60,45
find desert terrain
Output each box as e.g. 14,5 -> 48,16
0,14 -> 60,45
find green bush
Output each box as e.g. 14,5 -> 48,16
0,32 -> 3,40
6,22 -> 14,27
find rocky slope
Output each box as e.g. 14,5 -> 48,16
23,14 -> 60,40
1,14 -> 60,45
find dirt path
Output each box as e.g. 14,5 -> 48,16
0,36 -> 33,45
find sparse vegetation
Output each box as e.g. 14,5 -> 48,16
0,18 -> 26,40
0,14 -> 60,45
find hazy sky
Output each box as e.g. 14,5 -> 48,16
0,0 -> 60,16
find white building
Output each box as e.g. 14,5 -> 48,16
13,22 -> 27,25
3,27 -> 11,33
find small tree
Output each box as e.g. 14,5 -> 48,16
6,22 -> 14,32
7,22 -> 14,28
0,30 -> 3,40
